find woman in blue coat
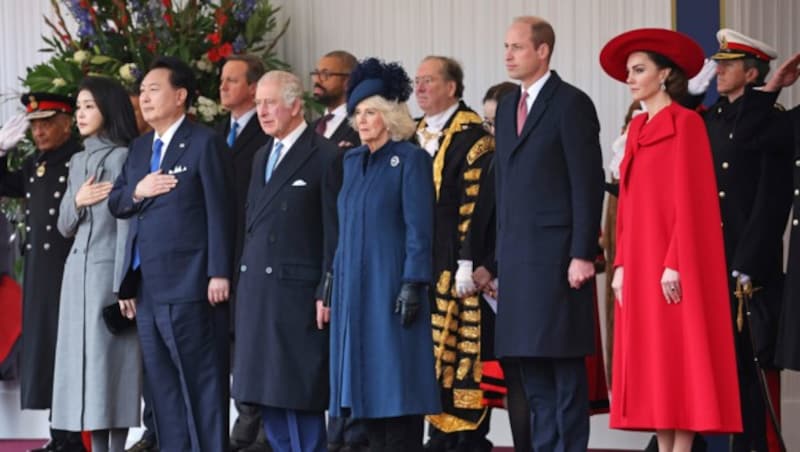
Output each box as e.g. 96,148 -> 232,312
328,58 -> 440,451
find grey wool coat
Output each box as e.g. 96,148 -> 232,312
51,136 -> 141,430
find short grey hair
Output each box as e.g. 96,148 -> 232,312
258,70 -> 304,108
349,95 -> 416,141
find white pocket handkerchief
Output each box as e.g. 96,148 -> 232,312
291,179 -> 307,187
168,165 -> 187,175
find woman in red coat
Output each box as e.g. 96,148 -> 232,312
600,29 -> 742,452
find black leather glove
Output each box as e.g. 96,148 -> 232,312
322,272 -> 334,307
394,282 -> 424,327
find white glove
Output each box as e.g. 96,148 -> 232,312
732,270 -> 751,284
0,113 -> 29,155
454,260 -> 476,297
688,59 -> 718,95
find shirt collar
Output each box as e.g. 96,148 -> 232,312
154,114 -> 186,152
274,121 -> 308,157
423,102 -> 460,132
523,71 -> 552,110
231,108 -> 257,133
322,103 -> 348,139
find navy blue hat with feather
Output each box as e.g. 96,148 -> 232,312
346,58 -> 412,115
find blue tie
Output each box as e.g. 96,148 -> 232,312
265,141 -> 283,183
132,138 -> 164,270
227,121 -> 239,147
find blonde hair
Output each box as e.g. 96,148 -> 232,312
349,95 -> 416,141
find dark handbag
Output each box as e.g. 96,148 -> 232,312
102,303 -> 136,335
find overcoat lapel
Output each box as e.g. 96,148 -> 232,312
511,72 -> 561,155
249,130 -> 316,226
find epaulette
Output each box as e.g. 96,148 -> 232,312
466,135 -> 494,165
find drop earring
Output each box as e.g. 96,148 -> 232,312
660,80 -> 666,91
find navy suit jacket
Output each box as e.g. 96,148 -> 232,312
215,114 -> 269,270
109,118 -> 234,303
494,72 -> 604,358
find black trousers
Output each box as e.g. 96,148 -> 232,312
732,321 -> 767,452
518,357 -> 588,452
365,415 -> 423,452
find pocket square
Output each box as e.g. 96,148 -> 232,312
291,179 -> 307,187
167,165 -> 187,175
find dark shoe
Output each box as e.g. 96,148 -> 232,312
28,440 -> 57,452
125,437 -> 157,452
239,442 -> 272,452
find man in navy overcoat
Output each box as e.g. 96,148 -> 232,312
231,70 -> 337,452
494,17 -> 604,452
108,56 -> 233,452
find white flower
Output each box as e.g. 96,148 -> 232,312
195,96 -> 221,122
52,78 -> 66,87
195,57 -> 213,73
119,63 -> 137,82
73,50 -> 91,64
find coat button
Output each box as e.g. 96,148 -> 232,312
25,209 -> 30,215
717,107 -> 722,114
25,226 -> 31,232
728,133 -> 733,140
721,162 -> 729,169
240,264 -> 247,272
796,160 -> 800,167
25,193 -> 31,199
54,191 -> 61,199
26,243 -> 32,250
795,188 -> 799,196
49,208 -> 56,215
59,176 -> 65,183
718,191 -> 726,198
794,219 -> 799,227
29,177 -> 34,183
265,266 -> 273,274
43,243 -> 50,250
281,201 -> 288,211
72,248 -> 77,254
46,225 -> 52,231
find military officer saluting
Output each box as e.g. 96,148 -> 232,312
700,29 -> 794,452
0,93 -> 84,452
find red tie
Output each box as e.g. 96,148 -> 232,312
516,91 -> 529,136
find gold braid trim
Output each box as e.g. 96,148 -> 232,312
463,168 -> 482,182
427,408 -> 488,433
419,110 -> 483,200
466,135 -> 495,165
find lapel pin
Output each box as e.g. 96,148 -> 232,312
390,156 -> 400,167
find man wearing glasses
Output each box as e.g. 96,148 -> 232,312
310,51 -> 360,149
413,55 -> 496,452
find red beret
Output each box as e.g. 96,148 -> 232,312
600,28 -> 705,83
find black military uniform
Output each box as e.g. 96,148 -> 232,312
704,32 -> 794,452
0,93 -> 83,451
775,105 -> 800,371
415,101 -> 495,451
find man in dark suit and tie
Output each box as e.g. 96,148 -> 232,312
310,50 -> 360,149
232,70 -> 336,452
494,16 -> 604,452
108,56 -> 233,452
216,54 -> 272,452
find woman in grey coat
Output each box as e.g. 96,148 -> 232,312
51,77 -> 141,452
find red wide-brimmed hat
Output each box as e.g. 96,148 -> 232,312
600,28 -> 705,83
